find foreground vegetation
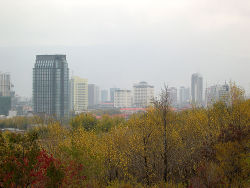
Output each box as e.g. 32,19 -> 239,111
0,85 -> 249,187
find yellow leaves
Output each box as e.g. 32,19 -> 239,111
215,141 -> 242,163
230,81 -> 245,105
170,128 -> 181,145
24,94 -> 249,186
70,113 -> 98,131
214,141 -> 250,185
71,128 -> 101,157
103,125 -> 130,170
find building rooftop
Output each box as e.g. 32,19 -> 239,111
36,54 -> 66,61
133,81 -> 154,88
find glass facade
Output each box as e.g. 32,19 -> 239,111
33,55 -> 69,119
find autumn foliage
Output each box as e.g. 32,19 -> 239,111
0,131 -> 85,187
0,84 -> 249,187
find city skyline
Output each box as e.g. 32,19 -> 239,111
0,0 -> 250,97
0,1 -> 248,186
1,48 -> 249,98
2,65 -> 249,101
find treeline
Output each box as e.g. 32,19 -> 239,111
0,85 -> 249,187
0,116 -> 58,130
0,111 -> 123,131
70,113 -> 125,132
0,116 -> 34,130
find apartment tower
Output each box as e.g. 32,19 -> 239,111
191,73 -> 203,106
133,81 -> 154,107
70,76 -> 88,112
114,89 -> 132,108
0,73 -> 11,97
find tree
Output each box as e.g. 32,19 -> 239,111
0,130 -> 86,187
152,85 -> 171,182
70,113 -> 98,131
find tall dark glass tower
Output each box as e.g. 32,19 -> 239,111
33,55 -> 69,119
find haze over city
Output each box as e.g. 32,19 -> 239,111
0,1 -> 250,187
0,0 -> 250,97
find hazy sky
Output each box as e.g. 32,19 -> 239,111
0,0 -> 250,97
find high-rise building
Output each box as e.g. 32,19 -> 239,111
133,81 -> 154,107
179,86 -> 190,107
88,84 -> 100,108
218,83 -> 230,104
70,76 -> 88,112
191,73 -> 203,106
206,83 -> 230,107
110,88 -> 120,102
0,73 -> 11,97
167,87 -> 177,107
101,89 -> 108,103
205,85 -> 219,107
33,55 -> 69,118
0,96 -> 11,116
114,89 -> 132,108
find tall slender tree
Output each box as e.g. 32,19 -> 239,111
152,84 -> 171,182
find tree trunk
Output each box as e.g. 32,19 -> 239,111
163,114 -> 168,182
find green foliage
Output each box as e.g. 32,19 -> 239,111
70,113 -> 125,132
71,113 -> 98,131
0,115 -> 48,130
97,115 -> 125,132
92,109 -> 122,116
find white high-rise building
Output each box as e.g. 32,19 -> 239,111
0,73 -> 11,97
191,73 -> 203,106
205,83 -> 230,107
114,89 -> 132,108
70,76 -> 88,112
179,86 -> 190,107
133,81 -> 154,108
167,87 -> 177,107
205,85 -> 219,107
218,83 -> 230,104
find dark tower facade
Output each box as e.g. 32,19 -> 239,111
33,55 -> 69,118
